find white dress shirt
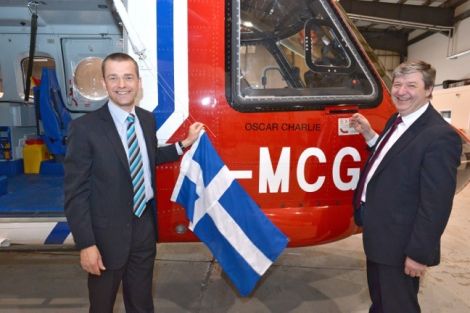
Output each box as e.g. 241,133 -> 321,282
361,103 -> 429,203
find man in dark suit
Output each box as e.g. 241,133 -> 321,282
350,60 -> 462,313
64,52 -> 203,313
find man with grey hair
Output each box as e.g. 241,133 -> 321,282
350,60 -> 461,313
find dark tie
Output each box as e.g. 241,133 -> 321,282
354,116 -> 403,209
127,114 -> 146,217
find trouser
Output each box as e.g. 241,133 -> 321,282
88,205 -> 157,313
367,259 -> 420,313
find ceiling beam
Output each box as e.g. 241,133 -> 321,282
339,0 -> 454,27
408,31 -> 435,46
456,9 -> 470,22
407,7 -> 470,45
360,30 -> 408,55
443,0 -> 468,8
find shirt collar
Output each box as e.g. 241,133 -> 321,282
399,102 -> 429,128
108,100 -> 136,125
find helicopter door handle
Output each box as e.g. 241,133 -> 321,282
325,106 -> 359,115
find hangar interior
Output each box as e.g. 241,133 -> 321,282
341,0 -> 470,82
341,0 -> 470,132
0,1 -> 469,312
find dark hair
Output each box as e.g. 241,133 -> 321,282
101,52 -> 140,78
392,60 -> 436,90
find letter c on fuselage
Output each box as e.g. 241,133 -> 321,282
297,147 -> 326,192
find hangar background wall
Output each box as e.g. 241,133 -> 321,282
407,2 -> 470,133
408,15 -> 470,86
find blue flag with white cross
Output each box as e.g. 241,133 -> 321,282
171,131 -> 288,296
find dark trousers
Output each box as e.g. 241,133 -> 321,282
88,206 -> 157,313
367,260 -> 420,313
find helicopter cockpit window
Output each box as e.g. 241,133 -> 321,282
228,0 -> 382,112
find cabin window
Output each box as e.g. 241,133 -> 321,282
227,0 -> 382,112
73,57 -> 107,101
440,110 -> 451,124
21,56 -> 56,101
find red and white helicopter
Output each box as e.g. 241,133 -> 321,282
0,0 -> 468,247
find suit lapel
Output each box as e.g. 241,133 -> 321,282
97,104 -> 130,173
135,107 -> 156,180
372,105 -> 435,178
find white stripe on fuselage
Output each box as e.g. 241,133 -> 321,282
157,0 -> 189,143
126,0 -> 189,143
0,221 -> 74,245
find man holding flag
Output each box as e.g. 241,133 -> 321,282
64,53 -> 204,313
171,130 -> 289,296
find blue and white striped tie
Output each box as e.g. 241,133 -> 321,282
126,114 -> 146,217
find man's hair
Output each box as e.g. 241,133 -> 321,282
392,60 -> 436,90
101,52 -> 140,78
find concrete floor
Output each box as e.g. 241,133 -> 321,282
1,185 -> 469,313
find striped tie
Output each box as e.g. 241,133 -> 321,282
126,114 -> 146,217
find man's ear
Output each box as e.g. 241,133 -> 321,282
426,87 -> 433,98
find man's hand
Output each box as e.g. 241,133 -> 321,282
80,245 -> 106,276
404,256 -> 427,278
181,122 -> 204,148
350,113 -> 376,142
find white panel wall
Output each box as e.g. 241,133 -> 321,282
433,85 -> 470,132
408,17 -> 470,87
125,0 -> 158,112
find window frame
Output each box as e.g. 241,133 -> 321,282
20,56 -> 56,101
226,0 -> 383,112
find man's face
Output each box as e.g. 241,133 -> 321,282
102,60 -> 141,111
391,71 -> 432,116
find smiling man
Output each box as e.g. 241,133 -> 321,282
64,52 -> 203,313
349,60 -> 462,313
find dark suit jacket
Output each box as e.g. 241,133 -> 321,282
354,104 -> 462,267
64,104 -> 179,269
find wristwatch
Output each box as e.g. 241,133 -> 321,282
178,141 -> 186,150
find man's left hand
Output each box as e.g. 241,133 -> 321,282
404,256 -> 427,278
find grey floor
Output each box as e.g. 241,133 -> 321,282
1,184 -> 469,313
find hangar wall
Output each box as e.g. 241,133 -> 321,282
408,17 -> 470,87
433,85 -> 470,132
407,2 -> 470,134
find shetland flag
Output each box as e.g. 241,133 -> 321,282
171,131 -> 288,296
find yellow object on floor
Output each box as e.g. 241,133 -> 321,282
23,138 -> 50,174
